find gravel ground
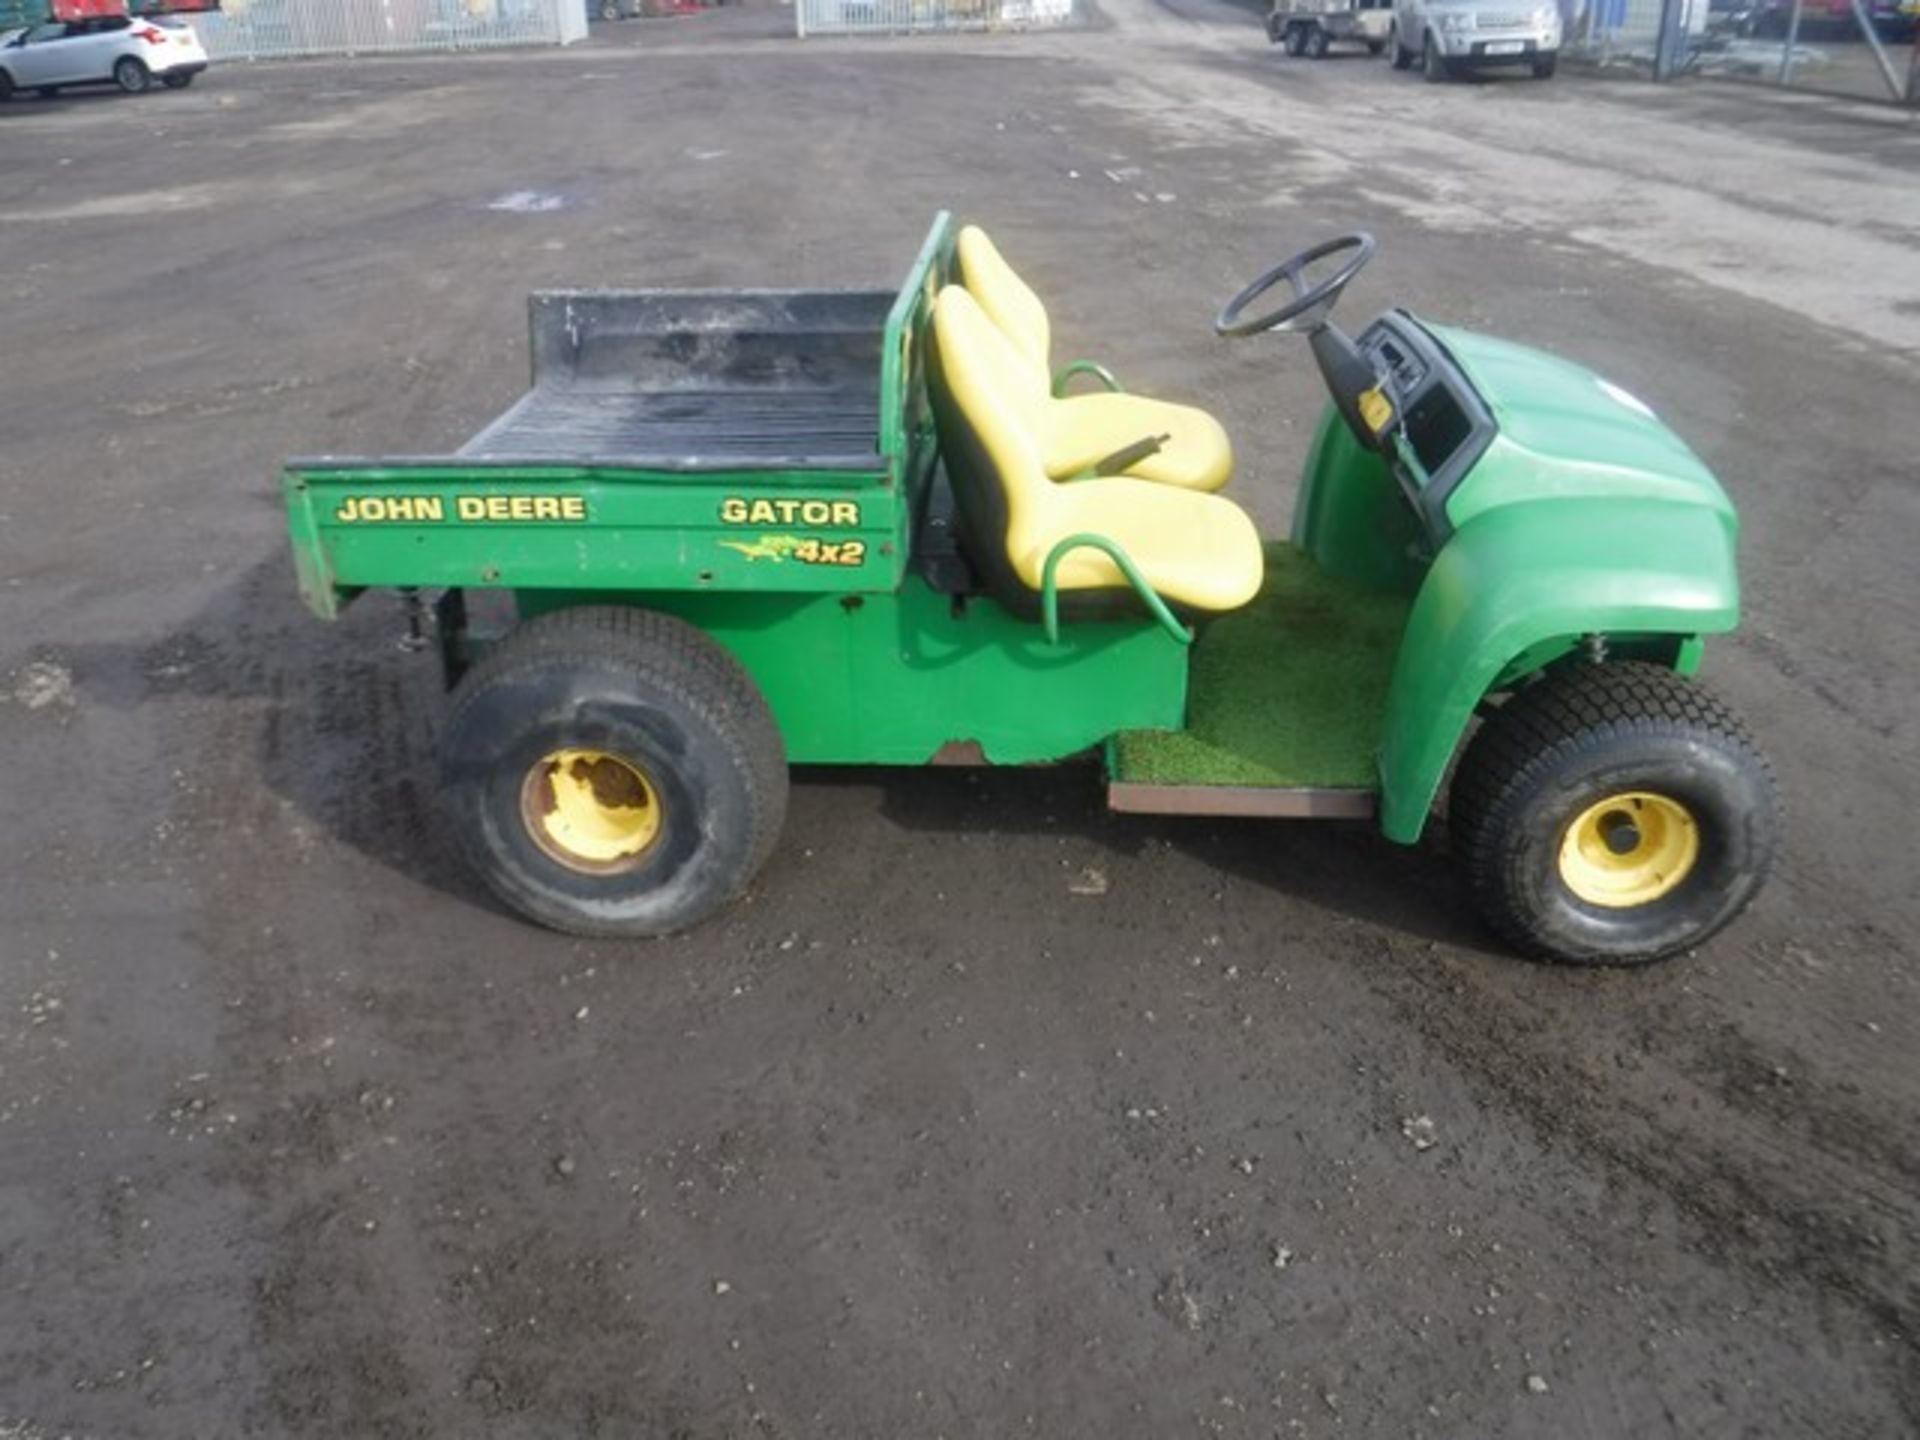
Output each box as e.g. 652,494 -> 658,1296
1,2 -> 1916,1435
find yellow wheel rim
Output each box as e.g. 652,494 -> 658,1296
1557,791 -> 1699,908
521,748 -> 662,874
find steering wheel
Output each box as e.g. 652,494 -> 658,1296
1214,233 -> 1377,338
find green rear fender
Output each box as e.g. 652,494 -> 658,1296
1376,498 -> 1740,843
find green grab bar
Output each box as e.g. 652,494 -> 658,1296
1039,532 -> 1193,648
1051,359 -> 1123,398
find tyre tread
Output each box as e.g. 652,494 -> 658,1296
446,604 -> 787,935
1451,661 -> 1775,962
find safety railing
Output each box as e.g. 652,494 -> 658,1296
797,0 -> 1073,38
192,0 -> 587,62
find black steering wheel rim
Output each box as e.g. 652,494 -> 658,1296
1214,233 -> 1377,338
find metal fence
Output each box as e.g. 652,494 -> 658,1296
1566,0 -> 1917,102
796,0 -> 1073,37
193,0 -> 587,61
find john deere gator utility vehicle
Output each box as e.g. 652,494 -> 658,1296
281,214 -> 1777,965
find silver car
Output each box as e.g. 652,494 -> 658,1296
1389,0 -> 1562,78
0,13 -> 209,101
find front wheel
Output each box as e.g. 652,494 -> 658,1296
440,605 -> 789,938
1303,23 -> 1330,56
1390,24 -> 1414,66
1449,662 -> 1777,966
1283,23 -> 1308,54
0,69 -> 16,102
1422,33 -> 1449,80
1532,53 -> 1557,77
1367,38 -> 1386,53
113,57 -> 150,93
161,71 -> 195,89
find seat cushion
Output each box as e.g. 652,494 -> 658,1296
931,283 -> 1264,619
959,226 -> 1234,493
1011,474 -> 1266,614
955,226 -> 1052,375
1039,391 -> 1235,494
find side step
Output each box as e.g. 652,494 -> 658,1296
1106,782 -> 1376,819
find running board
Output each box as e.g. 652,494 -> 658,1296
1106,782 -> 1376,819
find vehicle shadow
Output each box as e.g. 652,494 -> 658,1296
839,759 -> 1491,956
0,85 -> 195,113
31,548 -> 496,915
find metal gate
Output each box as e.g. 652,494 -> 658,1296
1566,0 -> 1917,103
193,0 -> 587,60
796,0 -> 1073,37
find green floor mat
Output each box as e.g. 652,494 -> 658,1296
1111,542 -> 1411,789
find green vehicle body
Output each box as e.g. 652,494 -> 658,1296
281,212 -> 1740,844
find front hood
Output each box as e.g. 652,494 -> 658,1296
1423,323 -> 1736,531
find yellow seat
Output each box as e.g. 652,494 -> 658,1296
955,225 -> 1236,494
928,285 -> 1263,617
1036,392 -> 1236,495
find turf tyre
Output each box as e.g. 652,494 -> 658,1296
1450,661 -> 1776,966
440,605 -> 788,938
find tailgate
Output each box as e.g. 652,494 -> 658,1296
282,461 -> 903,620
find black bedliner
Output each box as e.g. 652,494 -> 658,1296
458,289 -> 895,473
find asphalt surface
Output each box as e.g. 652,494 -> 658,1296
2,3 -> 1917,1435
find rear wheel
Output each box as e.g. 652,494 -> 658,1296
1390,23 -> 1413,66
161,71 -> 195,89
0,69 -> 15,102
599,0 -> 622,16
1367,38 -> 1386,53
113,56 -> 150,93
1283,23 -> 1308,54
1450,662 -> 1777,966
1422,32 -> 1449,80
440,605 -> 788,938
1303,23 -> 1330,55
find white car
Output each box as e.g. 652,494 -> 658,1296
0,13 -> 209,100
1389,0 -> 1561,79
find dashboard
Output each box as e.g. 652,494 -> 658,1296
1357,311 -> 1496,539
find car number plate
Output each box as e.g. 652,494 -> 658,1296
1484,39 -> 1525,52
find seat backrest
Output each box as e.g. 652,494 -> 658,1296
955,226 -> 1053,381
926,285 -> 1060,611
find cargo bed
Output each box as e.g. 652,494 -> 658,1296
459,290 -> 895,472
282,216 -> 952,618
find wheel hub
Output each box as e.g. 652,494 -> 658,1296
1598,809 -> 1642,856
1558,791 -> 1698,908
521,748 -> 662,873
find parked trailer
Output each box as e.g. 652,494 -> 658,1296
1267,0 -> 1392,56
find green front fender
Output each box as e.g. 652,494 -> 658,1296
1376,498 -> 1740,843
